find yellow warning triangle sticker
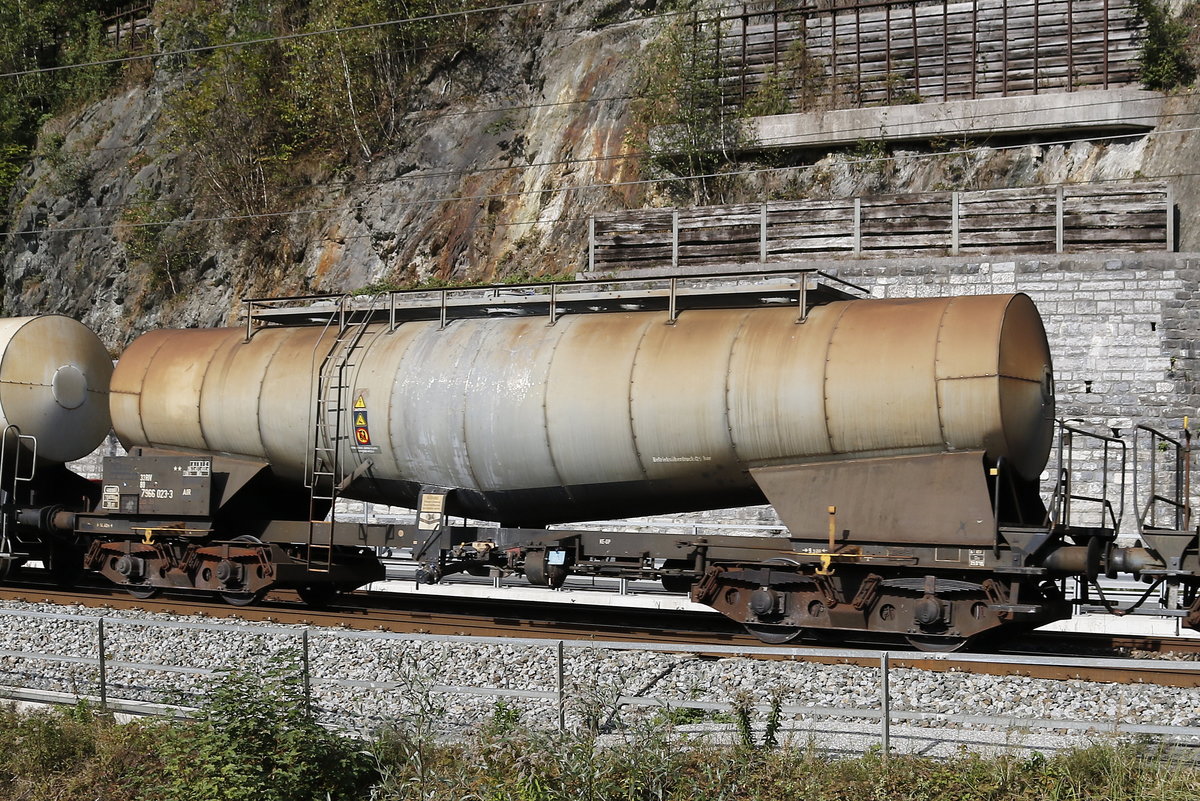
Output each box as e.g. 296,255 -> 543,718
353,395 -> 366,409
355,412 -> 367,427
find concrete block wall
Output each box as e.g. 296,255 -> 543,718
68,433 -> 125,480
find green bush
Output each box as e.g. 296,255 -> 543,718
142,662 -> 375,801
1135,0 -> 1197,90
0,701 -> 156,801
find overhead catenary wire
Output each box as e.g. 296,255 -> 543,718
4,0 -> 1176,212
2,0 -> 1157,151
0,0 -> 560,80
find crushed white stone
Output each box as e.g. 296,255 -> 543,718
0,600 -> 1196,758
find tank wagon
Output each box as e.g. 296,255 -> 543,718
2,271 -> 1198,649
0,316 -> 112,581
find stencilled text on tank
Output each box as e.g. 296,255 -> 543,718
651,455 -> 713,463
139,475 -> 174,499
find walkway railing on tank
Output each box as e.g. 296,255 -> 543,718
241,267 -> 871,341
1134,423 -> 1195,535
1045,420 -> 1126,535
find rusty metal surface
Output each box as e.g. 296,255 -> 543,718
545,314 -> 654,488
110,295 -> 1055,523
0,315 -> 111,463
752,451 -> 996,544
198,327 -> 284,460
997,294 -> 1057,478
139,328 -> 231,452
826,298 -> 945,456
256,326 -> 329,478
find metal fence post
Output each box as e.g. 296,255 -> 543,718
760,202 -> 768,262
1055,185 -> 1065,253
97,617 -> 108,713
302,629 -> 312,719
951,191 -> 960,255
671,210 -> 680,269
853,198 -> 862,254
556,640 -> 565,732
880,651 -> 890,761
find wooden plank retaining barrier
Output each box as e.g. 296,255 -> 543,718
589,183 -> 1172,271
705,0 -> 1141,111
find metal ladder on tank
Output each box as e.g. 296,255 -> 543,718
305,295 -> 381,573
0,425 -> 37,573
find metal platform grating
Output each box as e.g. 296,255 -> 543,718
241,268 -> 868,337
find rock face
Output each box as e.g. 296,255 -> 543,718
4,1 -> 1200,352
0,2 -> 656,346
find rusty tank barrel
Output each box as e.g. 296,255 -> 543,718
0,315 -> 112,463
110,294 -> 1054,525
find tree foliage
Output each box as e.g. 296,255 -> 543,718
1135,0 -> 1197,90
0,1 -> 121,215
156,0 -> 490,220
630,11 -> 750,205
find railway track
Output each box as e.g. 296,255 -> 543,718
1,580 -> 1198,687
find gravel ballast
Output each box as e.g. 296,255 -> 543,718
0,600 -> 1197,758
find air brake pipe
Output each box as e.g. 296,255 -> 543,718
1040,545 -> 1160,576
15,506 -> 76,533
1106,547 -> 1161,575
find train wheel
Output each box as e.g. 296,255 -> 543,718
743,623 -> 804,644
125,585 -> 159,600
905,634 -> 969,652
218,535 -> 267,606
296,585 -> 338,608
220,590 -> 265,607
525,549 -> 570,589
